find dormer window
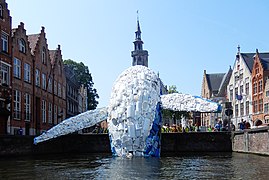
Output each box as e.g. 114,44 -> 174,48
42,47 -> 46,64
19,38 -> 26,53
0,5 -> 3,19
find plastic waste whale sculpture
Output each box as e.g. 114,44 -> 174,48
34,65 -> 221,157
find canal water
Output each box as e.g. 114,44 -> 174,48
0,152 -> 268,180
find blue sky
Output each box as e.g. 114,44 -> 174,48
8,0 -> 269,107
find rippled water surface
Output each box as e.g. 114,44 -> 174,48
0,152 -> 268,179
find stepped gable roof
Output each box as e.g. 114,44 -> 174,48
28,34 -> 40,55
258,53 -> 269,70
49,50 -> 57,64
206,73 -> 225,91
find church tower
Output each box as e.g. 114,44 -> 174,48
131,16 -> 149,67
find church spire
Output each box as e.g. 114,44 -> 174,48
131,11 -> 149,67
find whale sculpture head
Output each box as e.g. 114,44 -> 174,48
107,65 -> 162,157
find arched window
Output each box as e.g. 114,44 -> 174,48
0,5 -> 3,18
19,39 -> 26,53
42,47 -> 46,64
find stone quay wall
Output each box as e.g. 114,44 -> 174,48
0,132 -> 232,157
232,126 -> 269,156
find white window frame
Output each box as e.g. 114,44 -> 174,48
42,100 -> 46,123
24,63 -> 31,83
54,80 -> 57,95
48,78 -> 52,92
0,5 -> 3,18
42,73 -> 46,90
13,90 -> 21,119
35,69 -> 40,86
19,39 -> 26,53
48,102 -> 52,124
54,105 -> 57,124
24,93 -> 31,121
0,61 -> 10,85
58,83 -> 61,97
1,31 -> 8,52
13,57 -> 21,79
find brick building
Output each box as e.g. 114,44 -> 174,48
251,49 -> 269,126
0,0 -> 11,134
11,22 -> 34,135
64,65 -> 79,118
49,45 -> 66,125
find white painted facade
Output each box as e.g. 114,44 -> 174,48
227,53 -> 253,128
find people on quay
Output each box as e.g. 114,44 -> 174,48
231,122 -> 235,131
214,120 -> 222,131
239,119 -> 245,130
207,125 -> 212,132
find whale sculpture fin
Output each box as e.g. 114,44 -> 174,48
160,93 -> 221,112
34,107 -> 108,144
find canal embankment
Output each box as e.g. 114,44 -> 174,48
232,126 -> 269,156
1,128 -> 269,157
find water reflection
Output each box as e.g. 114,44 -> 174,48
0,153 -> 268,179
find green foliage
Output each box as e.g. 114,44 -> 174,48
64,59 -> 99,110
168,85 -> 178,94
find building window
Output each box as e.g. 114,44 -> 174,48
48,78 -> 52,93
42,47 -> 46,64
266,90 -> 269,97
0,62 -> 10,85
240,85 -> 243,94
254,100 -> 258,113
24,93 -> 31,121
229,89 -> 233,101
42,73 -> 46,90
13,58 -> 21,79
253,82 -> 257,94
258,80 -> 262,93
19,39 -> 26,53
48,103 -> 52,124
54,105 -> 57,124
265,103 -> 269,114
24,63 -> 31,83
54,80 -> 57,95
235,104 -> 238,117
58,83 -> 61,97
246,101 -> 249,115
1,32 -> 8,52
35,69 -> 40,86
235,87 -> 238,97
240,102 -> 244,116
259,99 -> 263,112
42,100 -> 46,123
245,83 -> 249,95
255,67 -> 259,75
58,106 -> 61,123
62,86 -> 66,99
0,5 -> 3,18
62,108 -> 66,120
13,90 -> 21,119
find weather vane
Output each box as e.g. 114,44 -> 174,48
137,10 -> 139,21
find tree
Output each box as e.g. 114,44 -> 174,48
64,59 -> 99,110
168,85 -> 178,94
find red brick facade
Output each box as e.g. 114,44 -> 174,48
0,0 -> 12,134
